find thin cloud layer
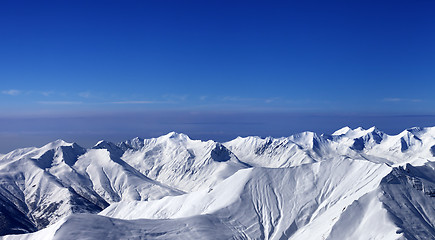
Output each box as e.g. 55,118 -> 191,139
1,89 -> 21,96
110,101 -> 156,104
38,101 -> 83,105
383,98 -> 423,103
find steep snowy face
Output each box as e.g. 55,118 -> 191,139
0,140 -> 104,235
332,126 -> 385,150
117,137 -> 145,151
101,157 -> 393,239
224,135 -> 321,168
120,132 -> 248,192
322,162 -> 435,240
0,140 -> 180,235
226,126 -> 435,168
73,149 -> 181,203
377,162 -> 435,239
224,130 -> 357,168
10,155 -> 433,240
93,140 -> 125,158
95,158 -> 435,240
2,127 -> 435,240
344,127 -> 435,166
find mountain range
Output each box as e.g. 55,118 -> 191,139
0,127 -> 434,239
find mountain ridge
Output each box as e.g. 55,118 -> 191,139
0,126 -> 434,239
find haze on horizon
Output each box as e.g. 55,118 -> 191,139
1,0 -> 434,152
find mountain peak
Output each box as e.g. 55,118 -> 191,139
42,139 -> 74,149
117,137 -> 145,151
93,140 -> 125,159
162,132 -> 190,141
33,140 -> 86,167
332,126 -> 383,139
94,140 -> 117,148
405,126 -> 423,134
332,126 -> 352,136
2,126 -> 435,239
131,136 -> 144,142
367,126 -> 378,132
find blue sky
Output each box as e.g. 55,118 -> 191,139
1,1 -> 434,151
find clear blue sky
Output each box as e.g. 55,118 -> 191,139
0,0 -> 434,151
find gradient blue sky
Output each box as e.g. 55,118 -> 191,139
1,0 -> 434,151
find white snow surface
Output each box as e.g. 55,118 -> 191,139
1,127 -> 435,239
119,132 -> 248,192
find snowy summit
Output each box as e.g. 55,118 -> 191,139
0,127 -> 434,240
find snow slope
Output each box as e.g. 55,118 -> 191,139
119,132 -> 249,192
1,127 -> 435,239
224,132 -> 326,168
101,157 -> 394,239
0,140 -> 180,235
225,126 -> 435,168
2,213 -> 238,240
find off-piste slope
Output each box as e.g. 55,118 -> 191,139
6,156 -> 435,239
0,140 -> 179,235
118,132 -> 249,192
1,126 -> 435,239
0,140 -> 103,235
0,132 -> 250,235
224,131 -> 329,168
323,161 -> 435,240
100,157 -> 396,239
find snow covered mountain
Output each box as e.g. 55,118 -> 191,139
0,140 -> 179,235
118,132 -> 249,192
1,126 -> 434,239
225,126 -> 435,167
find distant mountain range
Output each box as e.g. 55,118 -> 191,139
0,127 -> 434,239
